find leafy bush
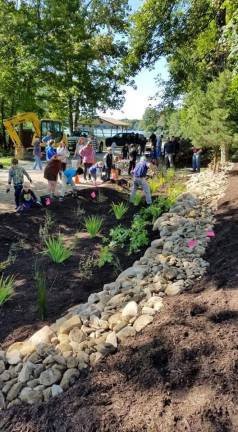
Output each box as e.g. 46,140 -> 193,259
97,246 -> 114,267
84,216 -> 103,238
0,275 -> 14,305
132,191 -> 143,206
165,168 -> 175,183
34,267 -> 47,319
167,184 -> 186,205
111,202 -> 128,220
129,229 -> 149,254
42,236 -> 72,263
109,225 -> 130,248
140,203 -> 164,223
148,178 -> 161,194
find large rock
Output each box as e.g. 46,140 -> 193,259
105,332 -> 117,349
18,362 -> 35,383
6,382 -> 24,402
60,368 -> 79,390
51,384 -> 63,397
121,301 -> 138,320
116,266 -> 148,281
133,315 -> 154,332
165,282 -> 182,296
29,326 -> 54,347
107,293 -> 127,307
59,316 -> 82,335
19,387 -> 43,404
117,326 -> 136,341
39,368 -> 62,386
108,312 -> 122,329
69,327 -> 86,344
0,391 -> 5,409
0,360 -> 5,374
6,343 -> 23,365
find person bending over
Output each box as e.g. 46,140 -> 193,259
130,156 -> 152,206
61,166 -> 84,196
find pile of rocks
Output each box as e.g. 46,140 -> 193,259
0,169 -> 229,409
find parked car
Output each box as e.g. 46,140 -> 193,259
105,132 -> 147,147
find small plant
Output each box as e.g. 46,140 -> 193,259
132,191 -> 143,206
84,216 -> 103,238
0,275 -> 14,305
42,236 -> 72,263
74,203 -> 85,218
109,225 -> 130,248
39,211 -> 54,244
167,184 -> 186,205
34,266 -> 47,320
111,202 -> 128,220
79,254 -> 96,280
148,178 -> 160,194
97,246 -> 114,267
129,229 -> 149,254
165,168 -> 175,183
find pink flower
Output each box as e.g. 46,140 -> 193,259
91,191 -> 96,199
188,239 -> 198,249
206,230 -> 215,238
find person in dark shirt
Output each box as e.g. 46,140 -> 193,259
192,147 -> 202,172
121,143 -> 129,159
17,182 -> 40,212
128,145 -> 137,175
44,155 -> 62,196
164,138 -> 175,168
103,147 -> 113,180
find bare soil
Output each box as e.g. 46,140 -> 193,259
0,171 -> 238,432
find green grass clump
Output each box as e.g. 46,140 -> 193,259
84,216 -> 103,238
42,236 -> 72,263
167,184 -> 186,205
111,202 -> 128,220
148,178 -> 161,194
0,157 -> 12,169
132,191 -> 143,206
0,275 -> 14,305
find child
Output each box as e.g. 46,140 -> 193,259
44,155 -> 62,196
17,182 -> 40,212
61,166 -> 84,196
88,161 -> 104,184
103,147 -> 113,180
6,158 -> 32,209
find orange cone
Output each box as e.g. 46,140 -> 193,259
75,175 -> 80,185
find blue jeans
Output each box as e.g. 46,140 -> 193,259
14,184 -> 23,207
130,177 -> 152,205
192,154 -> 201,172
33,155 -> 42,170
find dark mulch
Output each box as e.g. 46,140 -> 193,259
0,187 -> 155,349
0,172 -> 238,432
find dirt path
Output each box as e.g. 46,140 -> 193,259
0,170 -> 237,431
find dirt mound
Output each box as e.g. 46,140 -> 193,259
0,174 -> 238,431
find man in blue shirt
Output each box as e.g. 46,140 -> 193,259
42,130 -> 53,145
46,140 -> 56,161
130,156 -> 152,205
61,166 -> 84,196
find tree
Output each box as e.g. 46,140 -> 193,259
140,107 -> 160,133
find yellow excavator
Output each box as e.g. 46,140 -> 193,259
3,112 -> 67,159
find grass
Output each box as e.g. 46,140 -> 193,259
42,236 -> 72,263
0,157 -> 12,168
111,202 -> 128,220
84,216 -> 103,238
0,275 -> 14,305
132,191 -> 143,206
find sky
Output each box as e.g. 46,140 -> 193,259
100,0 -> 169,120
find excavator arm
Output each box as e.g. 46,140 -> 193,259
3,112 -> 41,158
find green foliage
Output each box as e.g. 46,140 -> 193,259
167,184 -> 186,206
165,168 -> 175,183
129,214 -> 149,254
42,236 -> 72,263
111,202 -> 129,220
109,225 -> 131,248
140,107 -> 160,133
39,212 -> 54,245
148,178 -> 161,194
34,267 -> 47,320
97,246 -> 114,268
0,275 -> 14,305
132,191 -> 143,206
84,216 -> 103,238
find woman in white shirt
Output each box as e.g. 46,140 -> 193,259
57,141 -> 70,171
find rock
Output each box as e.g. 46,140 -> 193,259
51,384 -> 63,397
2,378 -> 17,395
0,391 -> 5,409
103,281 -> 121,295
59,316 -> 82,335
18,362 -> 35,383
19,387 -> 43,404
88,293 -> 100,304
7,398 -> 21,408
117,326 -> 136,341
0,371 -> 11,382
60,368 -> 79,390
151,239 -> 164,248
6,343 -> 23,365
0,351 -> 5,361
6,382 -> 24,402
121,301 -> 138,320
69,327 -> 86,344
141,306 -> 155,316
0,361 -> 5,374
117,266 -> 148,281
27,352 -> 42,364
56,343 -> 72,354
20,342 -> 35,357
39,368 -> 62,386
29,326 -> 54,347
108,312 -> 122,329
107,293 -> 127,307
165,282 -> 182,296
66,357 -> 78,369
33,364 -> 44,378
105,332 -> 117,349
90,352 -> 103,366
27,379 -> 39,388
43,387 -> 52,402
96,342 -> 116,355
76,351 -> 89,365
163,267 -> 178,281
133,315 -> 154,332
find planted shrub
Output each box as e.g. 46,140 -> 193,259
148,178 -> 161,194
97,246 -> 114,267
111,202 -> 128,220
167,184 -> 186,205
109,225 -> 131,248
165,168 -> 176,183
129,229 -> 149,254
84,216 -> 103,238
0,275 -> 14,305
132,191 -> 143,206
34,267 -> 47,319
42,236 -> 72,263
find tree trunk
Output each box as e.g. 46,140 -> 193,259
0,98 -> 7,150
220,143 -> 229,164
68,96 -> 73,135
74,97 -> 80,130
